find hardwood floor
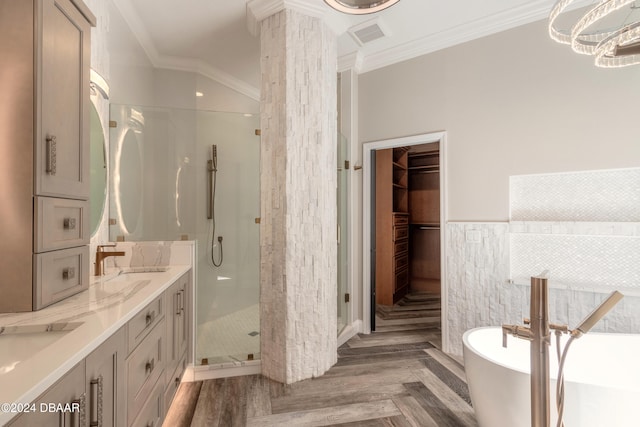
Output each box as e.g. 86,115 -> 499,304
165,292 -> 477,426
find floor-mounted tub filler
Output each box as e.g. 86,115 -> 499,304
463,276 -> 639,427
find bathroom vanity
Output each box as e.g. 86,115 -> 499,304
0,0 -> 96,312
0,266 -> 192,427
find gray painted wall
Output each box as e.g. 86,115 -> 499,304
358,18 -> 640,221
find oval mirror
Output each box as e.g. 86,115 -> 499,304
89,103 -> 107,236
118,129 -> 142,233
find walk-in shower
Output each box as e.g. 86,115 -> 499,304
109,105 -> 260,366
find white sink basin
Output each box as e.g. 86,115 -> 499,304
0,322 -> 82,375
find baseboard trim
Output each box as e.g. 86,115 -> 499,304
338,319 -> 363,347
184,360 -> 262,382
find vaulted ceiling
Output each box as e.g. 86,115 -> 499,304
113,0 -> 574,100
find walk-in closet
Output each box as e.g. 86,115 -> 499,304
374,143 -> 441,306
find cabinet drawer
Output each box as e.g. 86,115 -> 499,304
394,254 -> 408,272
164,350 -> 187,413
392,214 -> 409,225
34,197 -> 89,252
393,225 -> 408,241
33,246 -> 89,310
131,373 -> 164,427
394,240 -> 408,255
395,268 -> 408,292
127,294 -> 164,354
126,320 -> 165,426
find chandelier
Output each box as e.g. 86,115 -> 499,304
549,0 -> 640,67
324,0 -> 400,15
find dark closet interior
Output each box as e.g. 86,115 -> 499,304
375,143 -> 440,306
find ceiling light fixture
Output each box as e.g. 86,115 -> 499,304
549,0 -> 640,67
324,0 -> 400,15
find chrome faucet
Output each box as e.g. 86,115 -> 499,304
95,244 -> 125,276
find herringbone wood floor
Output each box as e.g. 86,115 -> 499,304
165,292 -> 477,426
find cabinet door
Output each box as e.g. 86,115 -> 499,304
85,327 -> 126,427
8,361 -> 86,427
36,0 -> 91,199
165,275 -> 188,382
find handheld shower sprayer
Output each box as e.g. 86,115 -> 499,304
207,144 -> 223,267
571,290 -> 624,338
554,290 -> 624,427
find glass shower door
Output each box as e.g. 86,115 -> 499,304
195,111 -> 261,365
337,132 -> 350,334
109,105 -> 261,366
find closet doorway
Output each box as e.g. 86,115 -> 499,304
362,132 -> 447,349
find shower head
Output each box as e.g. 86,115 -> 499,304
572,291 -> 624,338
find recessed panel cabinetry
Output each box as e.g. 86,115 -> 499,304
86,326 -> 127,427
0,0 -> 96,313
7,271 -> 192,427
164,273 -> 190,409
7,362 -> 86,427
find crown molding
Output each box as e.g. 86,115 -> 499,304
113,0 -> 260,101
155,56 -> 261,101
112,0 -> 160,63
247,0 -> 342,36
337,51 -> 363,73
342,0 -> 566,74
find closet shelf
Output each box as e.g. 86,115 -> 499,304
411,223 -> 440,229
393,183 -> 408,190
408,165 -> 439,172
392,161 -> 407,169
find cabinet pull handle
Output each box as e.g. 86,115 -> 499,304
90,376 -> 103,427
175,377 -> 180,388
46,135 -> 57,175
175,292 -> 182,315
145,358 -> 155,375
145,311 -> 155,326
63,218 -> 77,230
62,267 -> 76,281
68,393 -> 85,427
179,289 -> 185,313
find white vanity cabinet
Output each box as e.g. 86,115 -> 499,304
0,0 -> 96,313
125,295 -> 167,426
164,272 -> 191,409
8,361 -> 86,427
2,269 -> 193,427
85,326 -> 126,427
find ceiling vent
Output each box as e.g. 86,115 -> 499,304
348,18 -> 390,46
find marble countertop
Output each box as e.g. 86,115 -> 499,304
0,265 -> 191,425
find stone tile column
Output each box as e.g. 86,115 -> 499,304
255,6 -> 338,383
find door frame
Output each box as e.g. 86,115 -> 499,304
362,131 -> 449,350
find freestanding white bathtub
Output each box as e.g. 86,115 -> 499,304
463,327 -> 640,427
